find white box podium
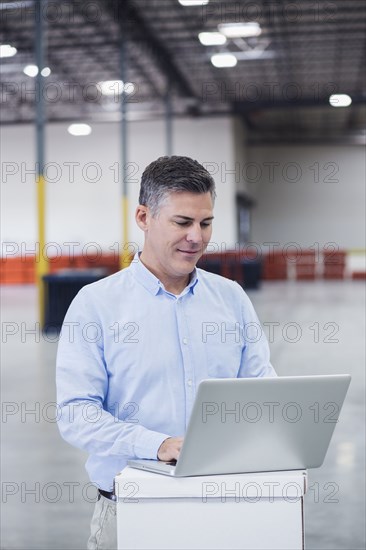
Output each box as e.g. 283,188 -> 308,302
115,467 -> 307,550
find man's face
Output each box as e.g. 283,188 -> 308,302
137,191 -> 214,283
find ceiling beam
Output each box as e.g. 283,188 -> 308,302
233,95 -> 366,113
103,0 -> 196,99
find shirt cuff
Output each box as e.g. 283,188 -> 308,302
133,429 -> 171,459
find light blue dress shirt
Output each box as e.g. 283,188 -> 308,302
56,255 -> 276,490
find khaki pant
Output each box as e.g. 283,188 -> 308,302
87,494 -> 117,550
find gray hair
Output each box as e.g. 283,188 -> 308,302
139,156 -> 216,216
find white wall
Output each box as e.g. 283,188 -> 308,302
246,145 -> 366,250
0,117 -> 238,257
3,122 -> 364,258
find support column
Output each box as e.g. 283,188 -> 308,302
35,0 -> 48,326
165,82 -> 173,156
120,11 -> 130,270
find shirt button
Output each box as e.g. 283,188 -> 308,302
187,379 -> 193,387
182,338 -> 188,345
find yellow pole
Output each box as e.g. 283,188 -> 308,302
36,174 -> 48,327
35,0 -> 48,328
120,195 -> 132,270
119,12 -> 131,272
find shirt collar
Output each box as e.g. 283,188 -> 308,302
129,252 -> 199,296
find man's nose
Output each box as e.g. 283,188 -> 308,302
186,224 -> 203,243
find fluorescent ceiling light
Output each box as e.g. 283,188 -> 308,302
198,32 -> 226,46
235,50 -> 275,60
97,80 -> 135,96
24,64 -> 39,77
179,0 -> 209,6
68,124 -> 92,136
0,44 -> 17,58
123,82 -> 136,95
0,1 -> 33,9
24,65 -> 51,77
98,80 -> 124,95
329,94 -> 352,108
218,22 -> 261,38
211,53 -> 237,68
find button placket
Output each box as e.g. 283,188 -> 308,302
175,296 -> 195,425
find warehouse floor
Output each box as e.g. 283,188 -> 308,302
1,281 -> 365,549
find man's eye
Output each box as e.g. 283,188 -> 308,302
175,221 -> 211,227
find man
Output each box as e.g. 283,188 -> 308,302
56,155 -> 276,549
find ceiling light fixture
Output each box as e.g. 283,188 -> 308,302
24,65 -> 51,77
0,44 -> 17,58
97,80 -> 135,96
123,82 -> 136,95
98,80 -> 124,96
218,22 -> 261,38
211,53 -> 237,68
235,50 -> 275,60
198,32 -> 226,46
24,64 -> 39,77
329,94 -> 352,108
178,0 -> 209,6
0,1 -> 33,9
68,124 -> 92,136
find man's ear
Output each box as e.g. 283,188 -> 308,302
135,205 -> 149,232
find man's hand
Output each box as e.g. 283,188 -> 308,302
157,437 -> 183,461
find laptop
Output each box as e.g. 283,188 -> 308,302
128,374 -> 351,477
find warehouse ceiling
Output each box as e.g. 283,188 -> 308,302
0,0 -> 365,143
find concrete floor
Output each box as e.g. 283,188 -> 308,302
1,281 -> 365,549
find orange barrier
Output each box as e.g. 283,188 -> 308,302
352,272 -> 366,280
293,251 -> 316,281
262,252 -> 287,280
0,256 -> 36,284
0,249 -> 363,284
323,250 -> 346,279
0,253 -> 121,284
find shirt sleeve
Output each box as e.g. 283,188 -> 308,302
56,288 -> 170,460
235,284 -> 277,378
